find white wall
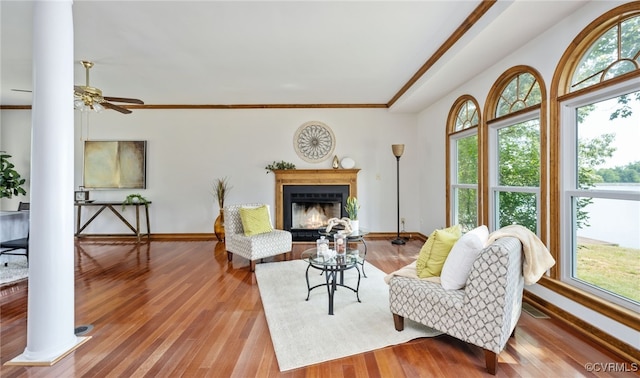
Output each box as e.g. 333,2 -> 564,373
415,1 -> 638,349
0,110 -> 32,211
1,107 -> 419,234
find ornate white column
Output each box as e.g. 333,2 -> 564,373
7,0 -> 90,365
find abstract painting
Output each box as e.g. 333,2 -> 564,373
84,141 -> 146,189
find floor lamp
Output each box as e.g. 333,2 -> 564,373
391,144 -> 406,245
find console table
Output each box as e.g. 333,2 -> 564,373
75,201 -> 151,242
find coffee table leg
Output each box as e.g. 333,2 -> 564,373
325,269 -> 336,315
305,263 -> 313,301
358,239 -> 368,278
354,265 -> 362,302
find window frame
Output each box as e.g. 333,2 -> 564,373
446,96 -> 481,228
559,79 -> 640,311
488,109 -> 542,234
548,3 -> 640,328
449,127 -> 480,230
483,66 -> 546,237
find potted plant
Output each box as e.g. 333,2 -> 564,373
0,152 -> 27,199
265,160 -> 296,174
212,177 -> 232,241
345,196 -> 360,232
122,193 -> 149,210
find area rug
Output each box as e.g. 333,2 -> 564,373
255,259 -> 442,371
0,255 -> 28,287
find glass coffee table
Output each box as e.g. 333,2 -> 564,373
301,248 -> 362,315
318,228 -> 369,277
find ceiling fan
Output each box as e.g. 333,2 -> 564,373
74,60 -> 144,114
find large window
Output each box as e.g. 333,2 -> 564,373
487,71 -> 543,235
493,117 -> 540,232
448,97 -> 480,232
554,9 -> 640,312
561,86 -> 639,310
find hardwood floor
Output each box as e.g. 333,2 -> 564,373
1,238 -> 634,377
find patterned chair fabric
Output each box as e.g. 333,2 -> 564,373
223,203 -> 292,272
389,236 -> 524,375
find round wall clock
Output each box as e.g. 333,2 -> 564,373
293,121 -> 336,163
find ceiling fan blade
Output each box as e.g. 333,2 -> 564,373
103,96 -> 144,104
11,89 -> 32,93
101,101 -> 132,114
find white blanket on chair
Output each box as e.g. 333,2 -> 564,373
487,225 -> 555,285
383,260 -> 441,285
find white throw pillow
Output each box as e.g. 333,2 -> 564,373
440,225 -> 489,290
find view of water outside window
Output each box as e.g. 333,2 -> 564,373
575,91 -> 639,303
576,92 -> 640,248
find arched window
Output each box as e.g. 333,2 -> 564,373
570,13 -> 640,91
483,67 -> 546,237
447,96 -> 480,231
552,5 -> 640,311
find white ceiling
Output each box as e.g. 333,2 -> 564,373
1,1 -> 588,113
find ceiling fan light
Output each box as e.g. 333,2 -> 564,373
92,102 -> 104,112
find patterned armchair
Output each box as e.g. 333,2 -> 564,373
223,203 -> 292,272
389,236 -> 524,375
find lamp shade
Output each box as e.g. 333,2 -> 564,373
392,144 -> 405,158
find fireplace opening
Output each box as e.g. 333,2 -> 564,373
283,185 -> 349,241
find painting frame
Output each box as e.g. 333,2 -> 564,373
83,140 -> 147,189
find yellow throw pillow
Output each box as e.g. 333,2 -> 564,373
239,205 -> 273,236
416,225 -> 461,278
416,231 -> 437,276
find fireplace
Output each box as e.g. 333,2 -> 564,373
283,185 -> 349,241
273,169 -> 360,242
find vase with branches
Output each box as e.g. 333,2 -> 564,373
212,177 -> 232,241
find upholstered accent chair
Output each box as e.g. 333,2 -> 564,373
389,236 -> 524,375
223,203 -> 292,272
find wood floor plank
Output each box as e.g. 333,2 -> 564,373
0,239 -> 634,377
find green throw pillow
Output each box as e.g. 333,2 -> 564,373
416,224 -> 461,278
239,205 -> 273,236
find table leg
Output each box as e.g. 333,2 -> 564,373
135,205 -> 141,242
76,204 -> 82,235
354,265 -> 362,302
76,205 -> 109,234
305,264 -> 313,301
145,204 -> 151,240
325,268 -> 336,315
105,205 -> 138,234
361,239 -> 368,277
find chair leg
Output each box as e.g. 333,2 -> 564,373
393,313 -> 404,331
250,260 -> 256,272
227,251 -> 233,262
484,349 -> 498,375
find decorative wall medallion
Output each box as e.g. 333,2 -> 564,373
293,121 -> 335,163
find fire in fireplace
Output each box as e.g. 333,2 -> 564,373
283,185 -> 349,241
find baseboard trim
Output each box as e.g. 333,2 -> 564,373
74,232 -> 427,242
74,233 -> 219,241
148,233 -> 219,240
523,292 -> 640,364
